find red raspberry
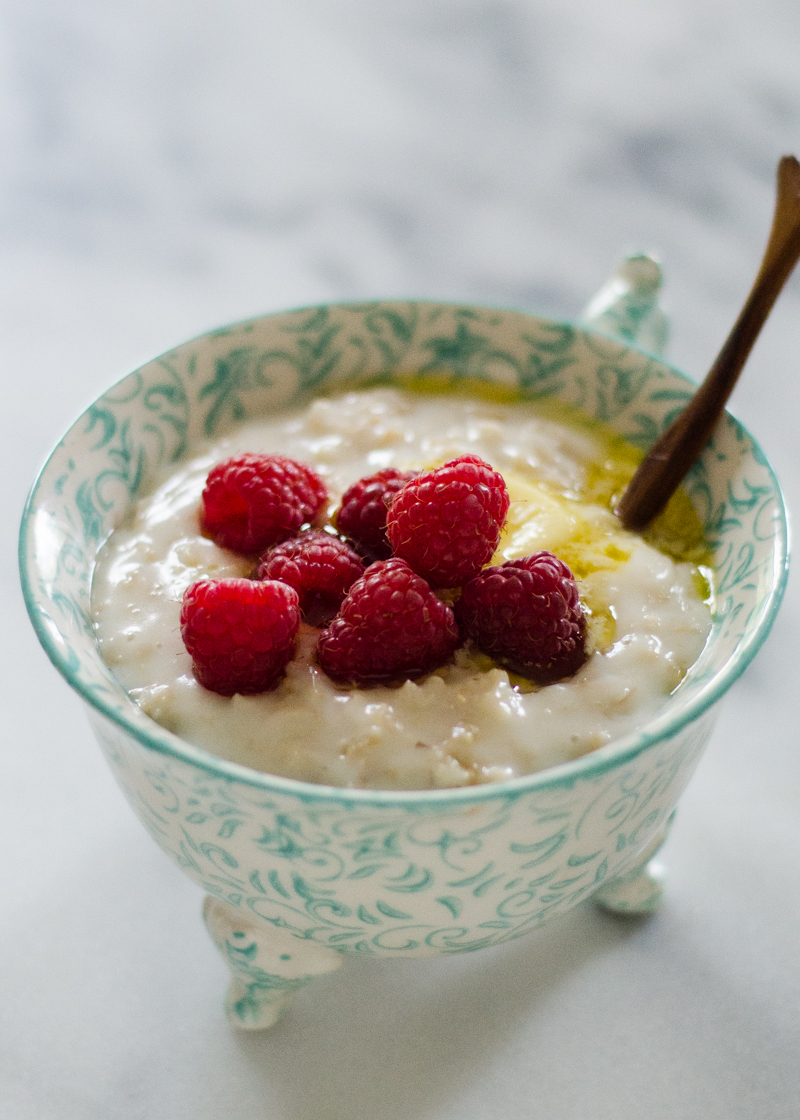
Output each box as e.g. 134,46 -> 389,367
180,577 -> 300,695
385,455 -> 510,588
256,529 -> 365,627
202,453 -> 327,553
335,467 -> 419,560
317,558 -> 460,685
455,551 -> 586,683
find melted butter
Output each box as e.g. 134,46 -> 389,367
497,471 -> 632,577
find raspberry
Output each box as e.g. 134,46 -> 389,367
202,453 -> 327,554
335,467 -> 419,560
455,552 -> 586,683
180,577 -> 300,695
385,455 -> 509,588
256,530 -> 365,627
317,558 -> 460,684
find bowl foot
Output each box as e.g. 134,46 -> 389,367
202,896 -> 342,1029
592,816 -> 673,916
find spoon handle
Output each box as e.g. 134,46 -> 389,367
617,155 -> 800,532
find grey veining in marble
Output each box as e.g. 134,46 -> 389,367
2,3 -> 799,1118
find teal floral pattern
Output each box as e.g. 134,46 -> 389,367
20,298 -> 788,960
87,703 -> 715,955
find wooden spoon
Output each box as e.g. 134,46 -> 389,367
617,155 -> 800,532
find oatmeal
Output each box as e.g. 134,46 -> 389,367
91,388 -> 713,790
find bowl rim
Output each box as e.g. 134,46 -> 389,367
19,299 -> 791,807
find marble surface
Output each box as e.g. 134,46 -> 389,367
3,2 -> 799,1117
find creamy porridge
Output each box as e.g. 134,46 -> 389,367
91,388 -> 713,790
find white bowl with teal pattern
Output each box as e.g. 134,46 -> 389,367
20,256 -> 788,1029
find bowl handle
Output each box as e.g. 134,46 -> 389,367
580,252 -> 669,357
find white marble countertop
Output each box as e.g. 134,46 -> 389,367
2,2 -> 799,1117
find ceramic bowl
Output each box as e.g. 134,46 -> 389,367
20,258 -> 788,1029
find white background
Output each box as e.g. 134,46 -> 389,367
3,2 -> 799,1117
